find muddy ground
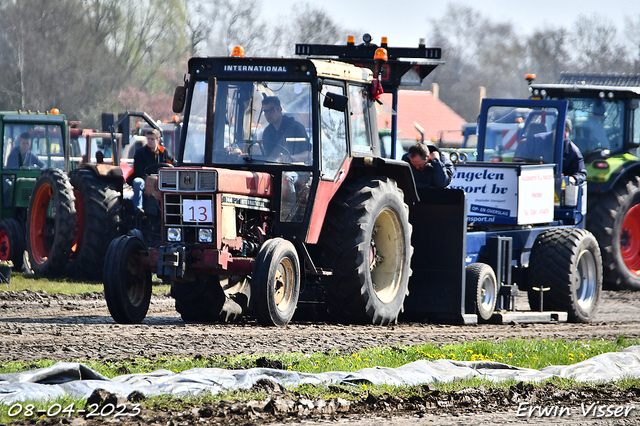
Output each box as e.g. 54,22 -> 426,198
1,289 -> 640,425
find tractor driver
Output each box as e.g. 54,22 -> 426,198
402,142 -> 454,189
260,96 -> 310,163
514,118 -> 586,185
6,132 -> 45,169
130,129 -> 176,218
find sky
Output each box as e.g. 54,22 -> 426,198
264,0 -> 639,48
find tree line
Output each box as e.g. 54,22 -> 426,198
0,0 -> 638,127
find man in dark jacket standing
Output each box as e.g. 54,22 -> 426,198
131,129 -> 176,217
514,118 -> 586,185
402,142 -> 454,189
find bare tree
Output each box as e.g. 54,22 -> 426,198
570,14 -> 632,72
84,0 -> 190,91
524,27 -> 573,83
273,3 -> 354,56
426,3 -> 524,121
0,0 -> 123,123
183,0 -> 212,56
624,15 -> 640,71
202,0 -> 270,57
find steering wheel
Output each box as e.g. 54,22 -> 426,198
144,162 -> 174,175
268,144 -> 292,163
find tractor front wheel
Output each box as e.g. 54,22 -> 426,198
104,235 -> 152,324
0,218 -> 24,270
251,238 -> 300,326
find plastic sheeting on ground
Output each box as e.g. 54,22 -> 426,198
1,346 -> 640,404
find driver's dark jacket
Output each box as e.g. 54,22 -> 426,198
130,144 -> 176,185
261,115 -> 310,156
401,147 -> 454,189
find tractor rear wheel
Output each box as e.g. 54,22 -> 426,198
67,169 -> 122,280
171,276 -> 226,322
527,228 -> 602,322
588,178 -> 640,290
320,177 -> 412,325
251,238 -> 300,326
0,218 -> 25,270
26,169 -> 75,276
104,235 -> 151,323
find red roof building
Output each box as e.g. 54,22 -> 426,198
378,88 -> 467,149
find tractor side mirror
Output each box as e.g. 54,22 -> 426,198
172,86 -> 187,113
323,92 -> 348,112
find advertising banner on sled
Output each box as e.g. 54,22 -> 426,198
450,164 -> 554,225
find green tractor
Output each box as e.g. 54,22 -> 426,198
0,110 -> 80,275
530,73 -> 640,290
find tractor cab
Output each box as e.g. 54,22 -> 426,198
171,55 -> 381,242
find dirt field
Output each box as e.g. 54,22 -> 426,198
1,289 -> 640,425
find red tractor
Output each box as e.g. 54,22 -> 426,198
103,37 -> 443,325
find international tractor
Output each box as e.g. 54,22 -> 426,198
528,73 -> 640,291
103,37 -> 602,326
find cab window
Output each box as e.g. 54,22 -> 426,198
320,85 -> 347,180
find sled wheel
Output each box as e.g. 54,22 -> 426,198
251,238 -> 300,326
0,218 -> 25,270
588,178 -> 640,290
27,169 -> 75,276
104,235 -> 151,323
466,263 -> 497,321
171,276 -> 226,322
527,228 -> 602,323
67,169 -> 122,280
321,177 -> 412,325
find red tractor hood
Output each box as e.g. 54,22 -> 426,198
213,168 -> 272,196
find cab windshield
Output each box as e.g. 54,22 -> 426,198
2,123 -> 67,170
479,106 -> 560,163
183,80 -> 312,166
566,98 -> 624,155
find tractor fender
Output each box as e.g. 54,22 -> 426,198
588,160 -> 640,194
348,157 -> 419,205
76,163 -> 124,182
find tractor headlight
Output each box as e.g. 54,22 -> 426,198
167,227 -> 182,242
198,228 -> 213,243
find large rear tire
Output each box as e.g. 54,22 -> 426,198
588,178 -> 640,290
67,169 -> 122,280
0,218 -> 25,270
251,238 -> 300,326
171,276 -> 226,322
320,177 -> 412,325
104,235 -> 152,324
527,228 -> 602,323
26,169 -> 75,276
